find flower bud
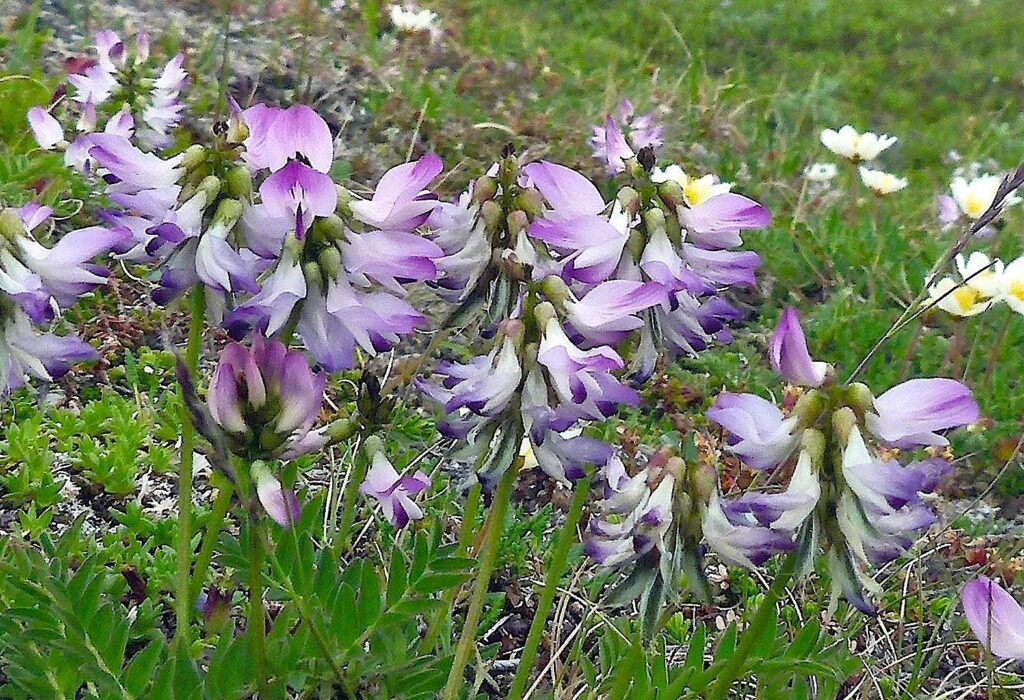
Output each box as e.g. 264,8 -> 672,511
212,198 -> 243,228
800,428 -> 826,467
197,175 -> 223,202
318,246 -> 342,279
181,144 -> 208,171
643,207 -> 667,237
0,209 -> 23,242
326,418 -> 357,443
335,185 -> 352,215
690,460 -> 718,504
472,175 -> 497,205
224,165 -> 252,199
792,389 -> 826,427
506,210 -> 529,238
514,189 -> 544,219
539,275 -> 571,305
303,260 -> 323,287
312,214 -> 347,242
831,406 -> 858,445
616,186 -> 641,219
843,382 -> 875,415
658,179 -> 686,211
481,200 -> 503,233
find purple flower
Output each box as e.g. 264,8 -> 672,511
865,378 -> 980,447
536,316 -> 638,422
425,189 -> 490,300
259,160 -> 338,237
242,104 -> 334,174
702,491 -> 796,568
838,426 -> 949,566
349,154 -> 443,231
252,462 -> 301,527
706,392 -> 801,470
527,430 -> 614,483
523,161 -> 625,251
937,194 -> 959,229
27,107 -> 65,150
417,335 -> 522,417
0,310 -> 97,395
88,133 -> 184,189
962,577 -> 1024,660
678,193 -> 772,250
360,452 -> 430,528
768,307 -> 829,387
586,471 -> 674,567
207,335 -> 327,459
717,450 -> 820,532
565,280 -> 668,346
588,99 -> 663,174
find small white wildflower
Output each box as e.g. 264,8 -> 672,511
388,4 -> 437,33
926,276 -> 991,317
804,162 -> 838,182
820,125 -> 897,162
950,174 -> 1020,220
858,166 -> 907,195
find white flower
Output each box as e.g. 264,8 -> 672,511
1000,256 -> 1024,315
950,174 -> 1020,220
926,276 -> 991,317
858,167 -> 907,195
651,164 -> 731,205
955,252 -> 1004,298
388,4 -> 437,32
820,125 -> 897,162
804,162 -> 838,182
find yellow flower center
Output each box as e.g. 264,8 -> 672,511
963,193 -> 988,218
952,286 -> 980,312
684,179 -> 713,205
1008,280 -> 1024,303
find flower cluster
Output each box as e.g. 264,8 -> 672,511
706,308 -> 978,612
926,250 -> 1024,317
819,124 -> 906,196
0,204 -> 125,395
28,29 -> 186,165
588,99 -> 663,175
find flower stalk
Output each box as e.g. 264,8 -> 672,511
705,551 -> 799,700
175,283 -> 206,643
441,458 -> 523,699
507,472 -> 592,700
248,511 -> 268,696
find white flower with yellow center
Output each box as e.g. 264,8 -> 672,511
820,125 -> 897,162
804,162 -> 838,182
999,256 -> 1024,315
955,251 -> 1004,298
926,276 -> 991,317
858,167 -> 907,196
388,4 -> 438,33
651,164 -> 731,205
950,174 -> 1020,220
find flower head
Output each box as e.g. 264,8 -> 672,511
804,162 -> 838,183
858,167 -> 907,195
207,335 -> 327,459
588,99 -> 663,174
768,307 -> 830,387
820,125 -> 896,162
360,452 -> 430,528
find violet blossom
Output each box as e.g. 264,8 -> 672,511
359,451 -> 431,528
27,29 -> 186,162
589,99 -> 664,174
706,308 -> 978,613
0,204 -> 125,395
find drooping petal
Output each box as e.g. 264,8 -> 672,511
768,307 -> 829,387
866,378 -> 979,447
706,392 -> 800,470
962,577 -> 1024,660
27,107 -> 64,149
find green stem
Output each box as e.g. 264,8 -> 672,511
419,482 -> 482,654
175,284 -> 206,645
248,514 -> 268,696
189,477 -> 234,606
506,474 -> 591,700
442,460 -> 522,700
705,551 -> 799,700
337,445 -> 370,552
